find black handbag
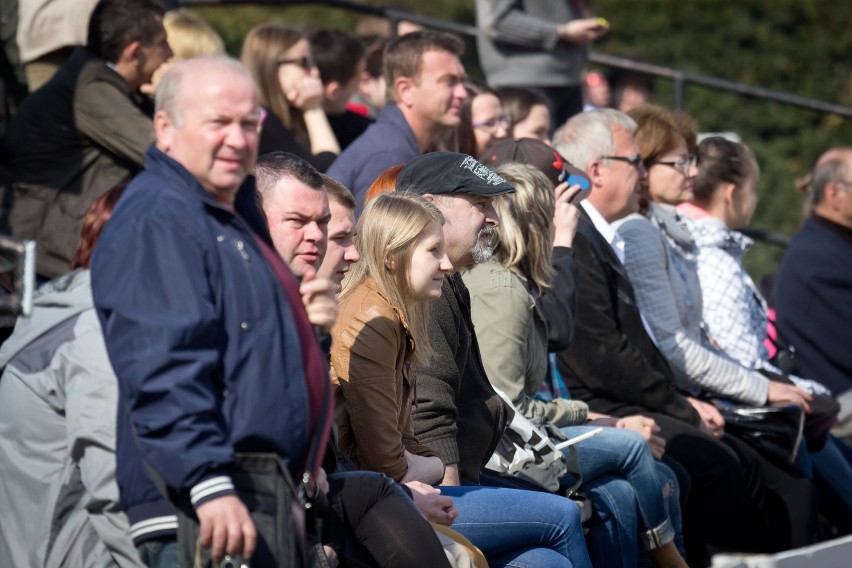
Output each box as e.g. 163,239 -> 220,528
719,405 -> 805,464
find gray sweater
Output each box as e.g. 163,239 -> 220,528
476,0 -> 587,87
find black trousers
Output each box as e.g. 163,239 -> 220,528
537,85 -> 584,130
644,413 -> 817,564
325,471 -> 451,568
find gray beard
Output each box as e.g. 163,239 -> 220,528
471,226 -> 495,264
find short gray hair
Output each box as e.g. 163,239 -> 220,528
554,109 -> 637,171
810,155 -> 852,208
155,56 -> 254,127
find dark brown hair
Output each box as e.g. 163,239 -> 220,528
497,86 -> 551,134
71,184 -> 127,269
457,80 -> 500,158
309,29 -> 365,87
87,0 -> 165,63
693,137 -> 758,207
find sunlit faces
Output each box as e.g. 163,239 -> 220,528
263,177 -> 331,277
406,221 -> 453,302
471,93 -> 508,156
409,49 -> 467,129
432,193 -> 499,269
593,126 -> 647,223
156,66 -> 261,205
317,200 -> 360,286
136,25 -> 173,88
511,104 -> 552,146
277,38 -> 316,96
647,138 -> 696,205
729,176 -> 759,229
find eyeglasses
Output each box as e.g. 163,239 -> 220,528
277,55 -> 315,71
600,154 -> 644,169
472,115 -> 511,131
651,155 -> 697,174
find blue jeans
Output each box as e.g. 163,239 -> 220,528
136,538 -> 179,568
439,485 -> 592,568
560,426 -> 682,567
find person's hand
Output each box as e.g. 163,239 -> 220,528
767,381 -> 813,413
195,495 -> 256,563
286,70 -> 325,111
300,268 -> 338,332
557,17 -> 610,45
553,182 -> 582,248
323,546 -> 339,568
405,481 -> 459,526
401,451 -> 445,485
616,415 -> 666,459
687,397 -> 725,438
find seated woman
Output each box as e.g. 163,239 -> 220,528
456,81 -> 508,158
331,192 -> 592,568
682,136 -> 852,536
462,163 -> 688,568
497,86 -> 553,146
242,23 -> 340,171
614,104 -> 818,548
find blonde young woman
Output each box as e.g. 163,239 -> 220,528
241,23 -> 340,171
331,193 -> 592,568
462,163 -> 688,568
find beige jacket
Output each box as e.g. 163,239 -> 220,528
463,261 -> 587,427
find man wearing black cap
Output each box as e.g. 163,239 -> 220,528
397,152 -> 515,486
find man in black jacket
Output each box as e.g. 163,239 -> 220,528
553,108 -> 816,562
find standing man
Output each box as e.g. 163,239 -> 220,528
2,0 -> 172,278
553,109 -> 816,562
92,57 -> 331,566
775,148 -> 852,442
327,30 -> 468,213
476,0 -> 609,127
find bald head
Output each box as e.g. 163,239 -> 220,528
810,147 -> 852,228
153,56 -> 262,207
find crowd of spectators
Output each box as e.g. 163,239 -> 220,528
1,1 -> 851,567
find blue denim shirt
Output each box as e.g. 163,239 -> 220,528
327,103 -> 419,214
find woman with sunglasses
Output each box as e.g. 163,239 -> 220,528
331,192 -> 592,568
242,23 -> 340,172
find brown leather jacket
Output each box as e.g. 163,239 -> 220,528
330,278 -> 439,482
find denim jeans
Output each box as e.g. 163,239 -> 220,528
559,426 -> 681,567
439,485 -> 592,568
136,538 -> 179,568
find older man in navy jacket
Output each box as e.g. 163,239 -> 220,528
92,56 -> 331,565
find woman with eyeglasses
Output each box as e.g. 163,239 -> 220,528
454,80 -> 509,158
497,86 -> 553,146
242,23 -> 340,172
614,104 -> 813,415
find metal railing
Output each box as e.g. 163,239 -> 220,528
184,0 -> 852,119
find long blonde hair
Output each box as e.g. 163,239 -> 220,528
341,193 -> 445,364
492,163 -> 556,292
240,23 -> 308,146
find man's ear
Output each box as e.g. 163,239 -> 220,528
395,76 -> 415,108
421,193 -> 436,203
588,160 -> 604,187
153,110 -> 174,151
324,80 -> 341,101
721,182 -> 737,206
118,40 -> 142,67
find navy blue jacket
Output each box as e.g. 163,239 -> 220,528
326,103 -> 419,214
93,146 -> 311,510
775,216 -> 852,396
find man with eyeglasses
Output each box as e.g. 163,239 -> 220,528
776,147 -> 852,444
327,30 -> 468,214
550,108 -> 805,561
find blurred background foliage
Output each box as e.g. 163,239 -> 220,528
191,0 -> 851,282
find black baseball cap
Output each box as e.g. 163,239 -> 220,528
396,152 -> 515,197
480,138 -> 590,190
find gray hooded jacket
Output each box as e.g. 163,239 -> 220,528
0,270 -> 142,567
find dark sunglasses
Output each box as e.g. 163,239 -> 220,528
600,154 -> 644,169
277,55 -> 314,71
